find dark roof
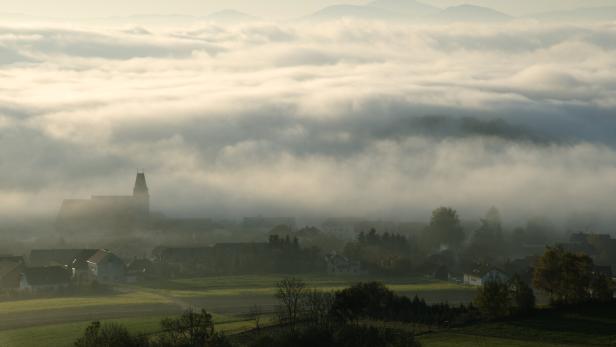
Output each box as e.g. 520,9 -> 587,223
72,249 -> 99,269
127,258 -> 155,275
87,249 -> 124,265
127,258 -> 153,270
0,255 -> 24,264
23,266 -> 71,286
30,249 -> 97,267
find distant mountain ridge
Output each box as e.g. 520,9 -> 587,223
304,2 -> 513,23
529,6 -> 616,22
432,4 -> 512,22
367,0 -> 439,16
205,9 -> 258,23
5,4 -> 616,25
306,4 -> 402,22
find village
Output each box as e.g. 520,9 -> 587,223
1,173 -> 614,298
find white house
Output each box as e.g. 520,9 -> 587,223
464,269 -> 509,286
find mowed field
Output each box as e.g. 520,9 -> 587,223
0,313 -> 259,347
1,277 -> 613,347
137,275 -> 476,314
0,275 -> 475,346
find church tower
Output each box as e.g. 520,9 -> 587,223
133,172 -> 150,216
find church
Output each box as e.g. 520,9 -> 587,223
56,173 -> 150,235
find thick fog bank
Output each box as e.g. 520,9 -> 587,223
0,20 -> 615,223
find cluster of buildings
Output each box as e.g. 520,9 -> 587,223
458,232 -> 616,287
0,249 -> 129,293
7,173 -> 616,294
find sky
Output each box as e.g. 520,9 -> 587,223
1,0 -> 615,18
1,1 -> 616,225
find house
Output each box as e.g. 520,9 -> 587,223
87,250 -> 126,283
464,269 -> 509,286
0,260 -> 25,289
20,266 -> 72,292
324,253 -> 361,276
71,249 -> 101,284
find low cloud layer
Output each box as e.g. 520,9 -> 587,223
1,20 -> 616,223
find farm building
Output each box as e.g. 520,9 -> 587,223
87,249 -> 126,283
19,266 -> 72,292
29,249 -> 97,267
464,269 -> 509,286
126,258 -> 158,283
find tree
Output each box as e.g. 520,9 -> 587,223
533,246 -> 593,305
303,289 -> 335,328
75,321 -> 149,347
469,207 -> 505,258
275,277 -> 308,330
424,207 -> 465,250
474,280 -> 510,320
248,304 -> 264,331
509,275 -> 535,316
590,274 -> 614,303
331,282 -> 396,323
158,309 -> 222,347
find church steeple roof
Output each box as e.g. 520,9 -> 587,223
133,172 -> 149,196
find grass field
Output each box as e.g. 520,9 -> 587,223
0,291 -> 170,315
418,333 -> 582,347
0,313 -> 260,347
139,275 -> 473,298
1,278 -> 614,347
0,275 -> 474,346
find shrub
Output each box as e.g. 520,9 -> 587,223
74,321 -> 149,347
509,275 -> 535,316
474,281 -> 510,320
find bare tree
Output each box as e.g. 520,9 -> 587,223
275,277 -> 307,330
248,304 -> 264,331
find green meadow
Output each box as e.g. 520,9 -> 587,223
0,314 -> 258,347
138,275 -> 473,298
0,275 -> 476,346
0,291 -> 170,315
